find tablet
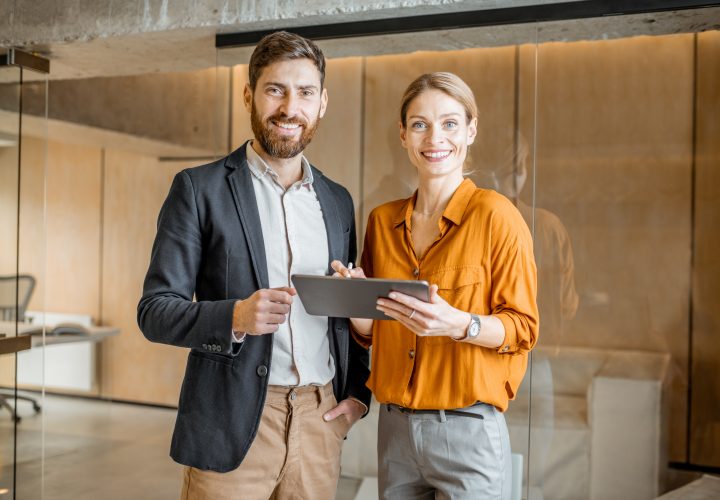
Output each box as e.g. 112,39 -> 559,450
291,274 -> 430,320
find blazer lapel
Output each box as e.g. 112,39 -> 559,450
312,169 -> 343,274
226,143 -> 269,290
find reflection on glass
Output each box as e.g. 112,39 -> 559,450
0,64 -> 21,497
474,131 -> 579,500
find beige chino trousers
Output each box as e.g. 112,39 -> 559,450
181,383 -> 350,500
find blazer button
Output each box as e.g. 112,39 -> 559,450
202,344 -> 208,350
256,365 -> 268,377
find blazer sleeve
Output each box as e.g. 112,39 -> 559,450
340,188 -> 372,408
137,170 -> 239,355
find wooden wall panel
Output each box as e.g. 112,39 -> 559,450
362,47 -> 518,231
530,34 -> 695,461
17,136 -> 46,308
31,140 -> 102,316
100,150 -> 192,405
0,145 -> 19,276
691,30 -> 720,467
231,58 -> 364,225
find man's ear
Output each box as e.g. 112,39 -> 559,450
467,116 -> 478,146
243,84 -> 253,113
319,87 -> 328,119
399,121 -> 408,149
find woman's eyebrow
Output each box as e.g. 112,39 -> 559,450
408,112 -> 462,120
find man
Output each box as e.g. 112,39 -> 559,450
137,31 -> 370,499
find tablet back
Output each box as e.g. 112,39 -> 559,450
292,274 -> 429,319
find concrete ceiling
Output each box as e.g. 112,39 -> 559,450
2,1 -> 719,81
1,1 -> 718,159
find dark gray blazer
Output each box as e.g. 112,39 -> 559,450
137,142 -> 371,472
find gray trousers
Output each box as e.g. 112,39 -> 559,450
378,403 -> 512,500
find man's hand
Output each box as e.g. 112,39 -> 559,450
232,287 -> 296,335
323,398 -> 366,426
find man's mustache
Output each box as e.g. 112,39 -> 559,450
267,114 -> 306,127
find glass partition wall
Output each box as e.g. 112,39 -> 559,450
218,9 -> 720,500
0,5 -> 718,500
0,50 -> 49,498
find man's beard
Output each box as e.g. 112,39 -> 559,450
251,103 -> 320,159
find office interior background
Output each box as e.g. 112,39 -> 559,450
1,1 -> 719,499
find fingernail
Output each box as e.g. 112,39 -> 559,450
377,300 -> 384,306
323,414 -> 330,421
389,293 -> 396,299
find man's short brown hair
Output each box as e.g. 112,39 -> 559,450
248,31 -> 326,90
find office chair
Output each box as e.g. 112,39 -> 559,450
0,274 -> 42,422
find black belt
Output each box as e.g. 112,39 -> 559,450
387,404 -> 484,420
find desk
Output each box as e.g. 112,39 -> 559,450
0,321 -> 120,348
0,321 -> 120,393
0,333 -> 31,355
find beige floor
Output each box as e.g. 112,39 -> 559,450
0,392 -> 361,499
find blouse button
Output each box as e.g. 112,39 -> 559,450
409,349 -> 415,359
412,268 -> 420,277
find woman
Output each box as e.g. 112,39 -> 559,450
332,72 -> 539,500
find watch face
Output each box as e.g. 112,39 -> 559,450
468,322 -> 480,337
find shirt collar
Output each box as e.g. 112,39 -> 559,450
392,177 -> 477,228
246,140 -> 314,186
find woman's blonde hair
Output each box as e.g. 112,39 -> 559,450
399,72 -> 478,128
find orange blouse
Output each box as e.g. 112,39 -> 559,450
355,178 -> 539,411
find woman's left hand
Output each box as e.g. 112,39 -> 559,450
376,284 -> 470,339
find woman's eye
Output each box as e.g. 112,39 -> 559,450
411,122 -> 426,129
445,121 -> 458,129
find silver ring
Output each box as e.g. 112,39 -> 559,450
408,309 -> 416,319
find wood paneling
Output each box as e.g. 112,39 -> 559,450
31,140 -> 102,317
530,34 -> 695,461
0,145 -> 19,276
100,150 -> 193,405
691,30 -> 720,467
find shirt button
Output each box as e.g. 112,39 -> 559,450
409,349 -> 415,359
256,365 -> 268,377
412,268 -> 420,277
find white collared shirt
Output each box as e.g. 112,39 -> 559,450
243,143 -> 333,387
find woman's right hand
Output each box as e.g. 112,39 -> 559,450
330,260 -> 373,337
330,260 -> 367,279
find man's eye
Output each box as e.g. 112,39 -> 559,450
267,88 -> 282,95
301,90 -> 314,97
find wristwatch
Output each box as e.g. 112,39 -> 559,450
465,314 -> 482,341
